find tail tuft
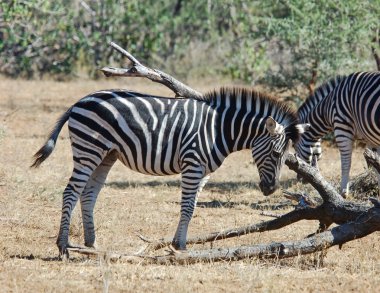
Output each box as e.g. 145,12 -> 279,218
31,139 -> 55,168
31,105 -> 72,168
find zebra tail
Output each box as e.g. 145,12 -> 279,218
31,106 -> 73,168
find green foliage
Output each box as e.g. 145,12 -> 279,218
0,0 -> 80,78
252,0 -> 379,91
0,0 -> 379,87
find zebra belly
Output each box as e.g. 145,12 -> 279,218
353,120 -> 380,147
116,151 -> 181,176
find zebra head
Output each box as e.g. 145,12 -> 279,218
252,116 -> 309,196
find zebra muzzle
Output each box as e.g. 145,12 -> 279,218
259,180 -> 279,196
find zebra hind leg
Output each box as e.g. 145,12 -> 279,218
57,174 -> 89,259
80,151 -> 118,249
172,166 -> 206,251
56,153 -> 111,259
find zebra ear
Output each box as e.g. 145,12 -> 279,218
296,123 -> 310,134
266,116 -> 284,136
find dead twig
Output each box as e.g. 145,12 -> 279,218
100,42 -> 203,100
282,189 -> 319,208
69,200 -> 380,264
259,211 -> 281,218
99,43 -> 380,262
364,148 -> 380,173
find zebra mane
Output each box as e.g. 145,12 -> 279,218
298,75 -> 347,115
204,87 -> 296,116
203,87 -> 301,141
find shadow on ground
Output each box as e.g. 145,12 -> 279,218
107,179 -> 298,211
107,178 -> 299,192
10,254 -> 91,263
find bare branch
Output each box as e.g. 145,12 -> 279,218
139,153 -> 372,251
69,205 -> 380,264
99,47 -> 380,262
109,42 -> 142,65
364,148 -> 380,173
100,42 -> 204,100
285,154 -> 344,203
282,189 -> 319,208
143,207 -> 319,251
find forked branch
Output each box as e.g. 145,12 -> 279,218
68,43 -> 380,264
138,153 -> 373,252
69,199 -> 380,264
100,42 -> 203,100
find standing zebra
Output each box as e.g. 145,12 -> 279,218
295,71 -> 380,197
32,87 -> 308,257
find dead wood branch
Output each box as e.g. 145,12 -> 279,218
364,148 -> 380,173
98,44 -> 380,263
141,154 -> 372,251
100,42 -> 203,100
141,206 -> 319,251
282,190 -> 319,208
70,200 -> 380,264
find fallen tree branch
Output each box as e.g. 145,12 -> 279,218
70,199 -> 380,264
140,154 -> 370,251
97,43 -> 380,262
364,148 -> 380,173
285,155 -> 344,203
141,206 -> 319,251
100,42 -> 203,100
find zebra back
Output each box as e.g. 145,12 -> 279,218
298,75 -> 346,121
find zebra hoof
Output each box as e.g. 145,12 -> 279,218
58,247 -> 69,261
84,241 -> 97,249
171,240 -> 186,251
168,244 -> 187,255
57,242 -> 82,260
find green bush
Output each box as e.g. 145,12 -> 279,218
0,0 -> 379,90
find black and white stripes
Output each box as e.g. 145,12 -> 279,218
32,87 -> 307,256
295,71 -> 380,197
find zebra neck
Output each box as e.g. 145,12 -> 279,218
212,106 -> 267,154
303,96 -> 334,141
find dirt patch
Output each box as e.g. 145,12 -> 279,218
0,79 -> 379,292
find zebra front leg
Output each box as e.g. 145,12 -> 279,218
336,136 -> 354,198
195,175 -> 210,203
80,152 -> 117,248
172,166 -> 205,250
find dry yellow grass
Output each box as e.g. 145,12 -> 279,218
0,78 -> 379,292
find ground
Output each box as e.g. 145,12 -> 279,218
0,78 -> 379,292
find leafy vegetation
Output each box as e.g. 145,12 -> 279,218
1,0 -> 379,91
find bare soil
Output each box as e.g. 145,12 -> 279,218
0,78 -> 379,292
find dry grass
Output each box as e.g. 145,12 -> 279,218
0,78 -> 379,292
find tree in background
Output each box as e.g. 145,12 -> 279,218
0,0 -> 378,93
0,1 -> 80,78
228,0 -> 379,95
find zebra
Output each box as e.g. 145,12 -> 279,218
32,87 -> 308,257
295,71 -> 380,197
